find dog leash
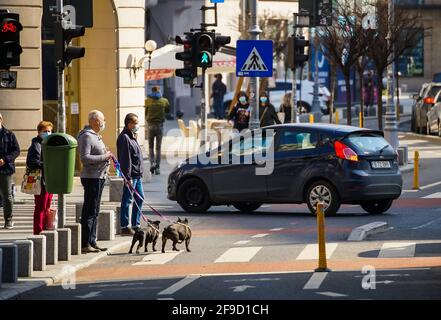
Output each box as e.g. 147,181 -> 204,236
111,155 -> 173,223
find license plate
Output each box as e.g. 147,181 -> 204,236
371,161 -> 391,169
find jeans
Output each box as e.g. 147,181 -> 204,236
147,122 -> 163,168
120,178 -> 144,229
80,178 -> 105,247
0,174 -> 13,223
213,97 -> 224,119
33,184 -> 53,235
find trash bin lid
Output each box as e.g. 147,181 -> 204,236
42,133 -> 78,147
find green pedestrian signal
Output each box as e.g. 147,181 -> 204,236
199,51 -> 211,67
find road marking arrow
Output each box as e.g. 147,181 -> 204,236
231,285 -> 256,292
75,291 -> 102,299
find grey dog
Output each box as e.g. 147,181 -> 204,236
161,218 -> 192,253
129,219 -> 161,254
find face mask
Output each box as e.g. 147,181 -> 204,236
260,97 -> 268,104
39,132 -> 51,139
131,124 -> 140,134
239,96 -> 247,104
99,121 -> 106,132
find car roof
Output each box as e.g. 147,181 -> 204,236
264,123 -> 382,136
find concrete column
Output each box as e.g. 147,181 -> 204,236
109,177 -> 124,202
75,203 -> 83,223
40,230 -> 58,265
116,206 -> 122,235
65,223 -> 81,255
14,240 -> 33,278
27,235 -> 46,271
97,210 -> 115,241
57,228 -> 71,261
0,243 -> 18,283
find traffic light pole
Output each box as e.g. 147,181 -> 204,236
56,0 -> 66,228
248,0 -> 262,130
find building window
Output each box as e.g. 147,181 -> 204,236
397,29 -> 424,77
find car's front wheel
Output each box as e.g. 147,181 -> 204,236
233,202 -> 262,213
306,181 -> 340,216
361,199 -> 393,214
177,178 -> 211,213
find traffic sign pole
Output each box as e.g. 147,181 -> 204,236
247,0 -> 262,130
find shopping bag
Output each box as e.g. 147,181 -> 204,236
21,168 -> 42,195
46,207 -> 58,230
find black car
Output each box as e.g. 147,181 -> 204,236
414,83 -> 441,134
167,124 -> 403,216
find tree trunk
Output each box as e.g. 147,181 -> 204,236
359,70 -> 364,128
344,72 -> 352,125
329,62 -> 337,124
376,72 -> 384,131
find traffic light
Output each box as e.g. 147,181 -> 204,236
214,34 -> 231,53
175,33 -> 197,85
287,36 -> 310,70
0,11 -> 23,69
195,31 -> 214,68
54,19 -> 85,69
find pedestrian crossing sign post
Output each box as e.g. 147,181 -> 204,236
236,40 -> 273,77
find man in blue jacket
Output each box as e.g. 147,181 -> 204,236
117,113 -> 144,236
0,113 -> 20,229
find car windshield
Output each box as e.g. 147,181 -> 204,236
345,133 -> 391,155
426,86 -> 441,98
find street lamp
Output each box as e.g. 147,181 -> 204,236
145,39 -> 157,71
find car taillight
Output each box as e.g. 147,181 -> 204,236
424,97 -> 435,104
334,140 -> 358,162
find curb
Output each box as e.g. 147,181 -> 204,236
402,132 -> 441,143
0,239 -> 132,300
347,221 -> 390,241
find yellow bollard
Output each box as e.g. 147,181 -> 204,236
359,112 -> 363,128
315,202 -> 331,272
335,111 -> 339,124
309,114 -> 314,124
413,150 -> 420,190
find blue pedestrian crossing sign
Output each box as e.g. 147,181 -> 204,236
236,40 -> 273,77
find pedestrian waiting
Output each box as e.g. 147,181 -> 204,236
78,110 -> 111,254
117,113 -> 145,236
259,92 -> 281,127
227,91 -> 250,132
26,121 -> 54,235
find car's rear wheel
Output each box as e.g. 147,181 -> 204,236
306,181 -> 340,216
177,178 -> 211,213
361,199 -> 393,214
233,202 -> 262,213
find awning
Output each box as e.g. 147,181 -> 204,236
145,44 -> 236,81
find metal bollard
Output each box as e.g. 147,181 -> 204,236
335,111 -> 339,124
315,203 -> 331,272
309,114 -> 314,124
413,150 -> 420,190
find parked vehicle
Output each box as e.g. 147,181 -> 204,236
414,82 -> 441,134
223,80 -> 331,116
426,89 -> 441,136
410,82 -> 429,132
168,124 -> 402,216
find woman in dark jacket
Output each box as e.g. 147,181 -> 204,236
26,121 -> 54,235
227,91 -> 251,132
259,92 -> 281,127
280,93 -> 292,123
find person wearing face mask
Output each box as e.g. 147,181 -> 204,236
77,110 -> 112,253
26,121 -> 54,234
227,91 -> 251,132
259,92 -> 281,127
145,86 -> 170,175
0,113 -> 20,229
117,113 -> 144,236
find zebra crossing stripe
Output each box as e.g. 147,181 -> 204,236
133,251 -> 182,266
378,242 -> 416,258
423,192 -> 441,198
215,247 -> 262,263
296,243 -> 338,260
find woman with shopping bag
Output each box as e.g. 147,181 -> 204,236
25,121 -> 54,235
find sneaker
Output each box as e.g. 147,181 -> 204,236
92,244 -> 108,252
155,167 -> 160,175
120,227 -> 135,236
4,221 -> 13,229
81,245 -> 100,254
150,165 -> 156,174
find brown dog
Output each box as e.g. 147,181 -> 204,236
161,218 -> 192,253
128,219 -> 161,254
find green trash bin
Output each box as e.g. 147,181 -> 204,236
42,133 -> 78,194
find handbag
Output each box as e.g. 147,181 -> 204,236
46,197 -> 58,230
20,168 -> 42,195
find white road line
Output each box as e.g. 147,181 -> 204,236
378,242 -> 416,258
420,181 -> 441,190
234,240 -> 251,245
402,190 -> 419,193
423,192 -> 441,199
215,247 -> 262,263
251,233 -> 269,238
296,243 -> 338,260
133,251 -> 182,266
412,217 -> 441,230
316,292 -> 348,298
269,228 -> 284,232
157,275 -> 200,296
303,272 -> 329,290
